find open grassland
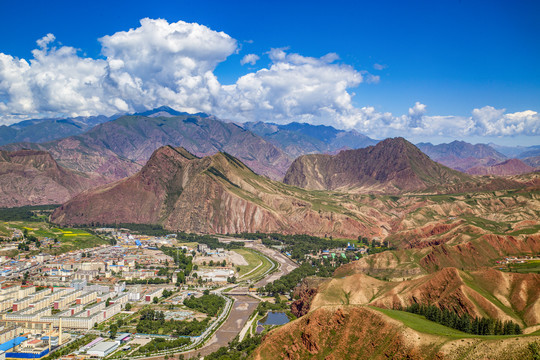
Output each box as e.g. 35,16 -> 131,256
374,306 -> 468,337
234,248 -> 263,277
506,260 -> 540,274
235,248 -> 274,280
1,221 -> 107,254
176,241 -> 198,248
372,307 -> 524,340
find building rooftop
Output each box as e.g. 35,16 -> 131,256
88,341 -> 118,352
0,337 -> 27,352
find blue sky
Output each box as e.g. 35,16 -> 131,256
0,0 -> 538,145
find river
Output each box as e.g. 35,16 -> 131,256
141,241 -> 298,359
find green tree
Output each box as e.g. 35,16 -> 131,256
109,324 -> 118,338
176,271 -> 185,285
153,296 -> 159,304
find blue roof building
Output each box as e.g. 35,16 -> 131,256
0,337 -> 27,352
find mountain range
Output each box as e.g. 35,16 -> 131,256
418,141 -> 540,174
2,110 -> 291,181
417,141 -> 507,171
489,143 -> 540,159
466,158 -> 536,176
50,138 -> 538,237
242,121 -> 378,158
0,107 -> 538,210
50,145 -> 388,238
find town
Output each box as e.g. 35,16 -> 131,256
0,223 -> 370,359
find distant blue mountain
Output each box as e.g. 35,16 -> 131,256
488,143 -> 540,159
0,106 -> 214,147
242,121 -> 378,158
133,106 -> 210,118
0,115 -> 114,146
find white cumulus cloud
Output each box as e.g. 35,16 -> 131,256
407,102 -> 427,128
240,54 -> 260,66
216,49 -> 363,124
340,104 -> 539,139
0,18 -> 537,142
0,18 -> 237,121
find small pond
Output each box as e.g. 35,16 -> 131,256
258,311 -> 290,326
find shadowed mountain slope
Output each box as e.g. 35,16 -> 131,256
0,150 -> 95,207
466,158 -> 537,176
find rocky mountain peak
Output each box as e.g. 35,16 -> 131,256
284,137 -> 468,193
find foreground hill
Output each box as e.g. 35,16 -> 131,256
325,178 -> 540,278
312,268 -> 540,327
0,150 -> 95,207
252,305 -> 540,360
283,137 -> 470,194
261,267 -> 540,359
243,121 -> 378,158
2,111 -> 292,181
50,146 -> 385,237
